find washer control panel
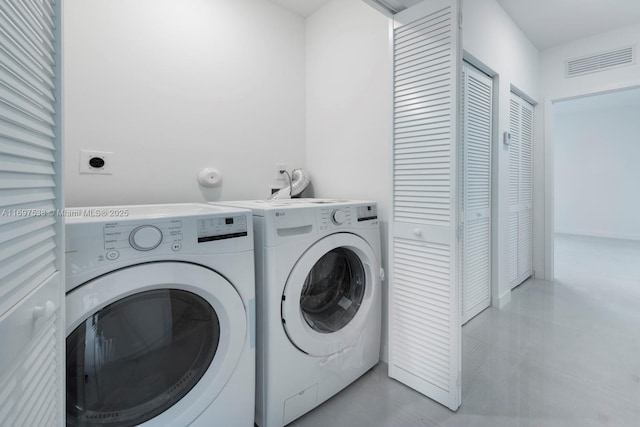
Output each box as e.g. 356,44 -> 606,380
356,204 -> 377,222
129,225 -> 163,251
105,220 -> 183,252
65,205 -> 252,283
197,215 -> 248,243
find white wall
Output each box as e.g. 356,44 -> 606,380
305,0 -> 392,360
540,23 -> 640,100
64,0 -> 306,207
539,22 -> 640,278
554,104 -> 640,241
305,0 -> 542,356
462,0 -> 539,306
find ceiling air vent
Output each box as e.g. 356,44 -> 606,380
566,46 -> 635,78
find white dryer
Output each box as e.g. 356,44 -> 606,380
215,199 -> 382,427
65,204 -> 255,427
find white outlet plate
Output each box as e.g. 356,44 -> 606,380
275,163 -> 287,180
80,150 -> 113,174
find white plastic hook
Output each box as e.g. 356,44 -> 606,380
197,167 -> 223,188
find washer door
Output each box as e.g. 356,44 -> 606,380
281,233 -> 379,357
66,262 -> 246,427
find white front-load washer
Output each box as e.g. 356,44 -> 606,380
65,204 -> 255,427
214,199 -> 382,427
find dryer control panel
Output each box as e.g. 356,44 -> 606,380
318,203 -> 378,232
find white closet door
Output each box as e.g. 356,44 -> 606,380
0,0 -> 64,424
518,101 -> 533,279
461,63 -> 492,325
508,92 -> 533,289
389,0 -> 462,411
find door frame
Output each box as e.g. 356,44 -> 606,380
543,82 -> 640,281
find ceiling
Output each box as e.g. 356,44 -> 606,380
267,0 -> 330,17
268,0 -> 640,50
495,0 -> 640,49
554,86 -> 640,115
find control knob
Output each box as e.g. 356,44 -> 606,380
331,209 -> 346,225
129,225 -> 163,251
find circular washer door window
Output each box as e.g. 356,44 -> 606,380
300,247 -> 366,334
282,233 -> 379,357
65,262 -> 247,427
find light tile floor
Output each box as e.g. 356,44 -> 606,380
290,234 -> 640,426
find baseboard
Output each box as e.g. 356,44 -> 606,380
380,343 -> 389,364
555,229 -> 640,242
492,289 -> 511,309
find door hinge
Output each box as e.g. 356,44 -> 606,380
457,224 -> 464,240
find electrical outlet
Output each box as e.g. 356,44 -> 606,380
275,163 -> 287,180
80,150 -> 113,174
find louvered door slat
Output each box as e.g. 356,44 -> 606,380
0,48 -> 56,103
0,152 -> 55,174
0,64 -> 56,114
21,0 -> 55,40
390,0 -> 461,411
8,0 -> 55,54
0,187 -> 55,208
0,81 -> 55,125
461,63 -> 492,324
0,119 -> 55,150
0,137 -> 54,161
0,5 -> 54,72
0,104 -> 54,140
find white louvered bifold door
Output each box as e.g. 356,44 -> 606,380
507,92 -> 533,289
0,0 -> 63,425
460,63 -> 492,325
389,0 -> 462,411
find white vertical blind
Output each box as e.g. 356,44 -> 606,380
0,0 -> 62,424
389,0 -> 461,411
461,62 -> 492,324
508,92 -> 533,288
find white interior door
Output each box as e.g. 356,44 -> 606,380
508,92 -> 534,289
0,0 -> 64,424
461,62 -> 492,324
389,0 -> 462,411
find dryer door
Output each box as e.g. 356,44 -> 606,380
65,262 -> 246,427
281,233 -> 379,357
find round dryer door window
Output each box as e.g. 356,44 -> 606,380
282,233 -> 380,357
65,262 -> 247,427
